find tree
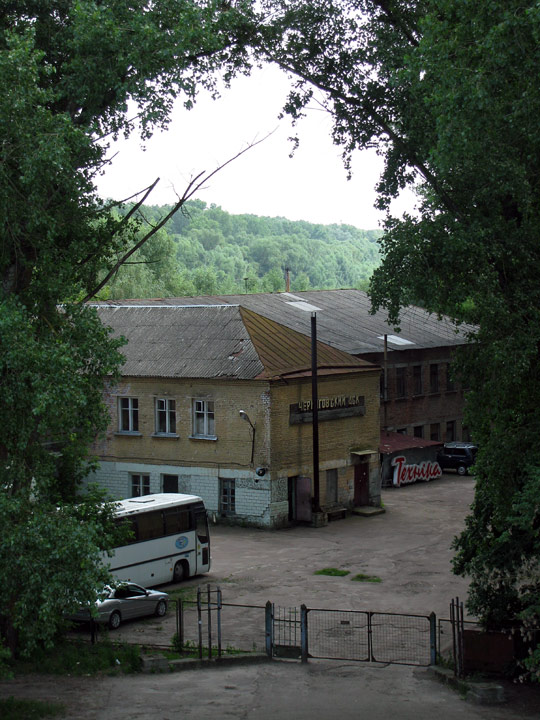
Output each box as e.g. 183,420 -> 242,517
259,0 -> 540,653
0,0 -> 257,658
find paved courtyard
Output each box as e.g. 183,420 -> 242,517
3,474 -> 539,718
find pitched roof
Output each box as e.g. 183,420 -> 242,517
93,289 -> 474,356
96,304 -> 376,381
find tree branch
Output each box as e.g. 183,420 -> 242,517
82,134 -> 273,302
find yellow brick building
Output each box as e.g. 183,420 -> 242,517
89,304 -> 381,528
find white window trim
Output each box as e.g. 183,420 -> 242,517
117,397 -> 140,434
154,397 -> 178,436
191,398 -> 216,440
130,473 -> 150,497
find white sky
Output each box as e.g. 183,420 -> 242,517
96,66 -> 415,230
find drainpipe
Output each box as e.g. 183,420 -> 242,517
311,312 -> 321,513
383,334 -> 388,430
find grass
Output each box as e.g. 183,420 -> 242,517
168,638 -> 251,658
351,573 -> 382,583
0,697 -> 65,719
10,639 -> 142,676
314,568 -> 351,577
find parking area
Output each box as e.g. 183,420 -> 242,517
106,472 -> 475,648
5,473 -> 540,720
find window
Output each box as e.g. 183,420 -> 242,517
192,399 -> 215,437
413,365 -> 423,395
430,423 -> 440,441
446,420 -> 456,442
136,510 -> 163,540
163,506 -> 191,534
326,469 -> 338,504
397,427 -> 407,435
429,364 -> 439,394
162,474 -> 178,493
131,473 -> 150,497
220,478 -> 235,515
413,425 -> 424,439
119,397 -> 139,432
446,363 -> 455,392
395,367 -> 407,399
155,398 -> 176,434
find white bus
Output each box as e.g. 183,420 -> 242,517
106,494 -> 211,587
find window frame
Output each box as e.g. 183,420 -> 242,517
325,468 -> 338,505
395,366 -> 407,399
130,473 -> 150,497
118,397 -> 139,433
219,478 -> 236,516
154,397 -> 177,436
413,365 -> 423,396
191,399 -> 216,439
446,362 -> 456,392
429,364 -> 439,394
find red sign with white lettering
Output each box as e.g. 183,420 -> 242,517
392,455 -> 442,487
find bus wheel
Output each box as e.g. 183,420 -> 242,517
108,611 -> 121,630
173,561 -> 188,583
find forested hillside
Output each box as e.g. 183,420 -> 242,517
100,200 -> 382,299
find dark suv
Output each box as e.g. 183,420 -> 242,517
437,442 -> 477,475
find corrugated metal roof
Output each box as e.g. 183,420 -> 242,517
379,431 -> 443,454
96,304 -> 375,380
92,289 -> 474,356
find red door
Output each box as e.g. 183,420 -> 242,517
354,464 -> 370,506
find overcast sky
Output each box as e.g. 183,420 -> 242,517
96,66 -> 415,230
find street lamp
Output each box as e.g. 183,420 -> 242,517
239,410 -> 255,465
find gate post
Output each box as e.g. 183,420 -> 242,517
265,601 -> 273,658
301,604 -> 308,663
429,612 -> 437,666
176,599 -> 184,650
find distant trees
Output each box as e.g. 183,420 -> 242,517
99,201 -> 381,299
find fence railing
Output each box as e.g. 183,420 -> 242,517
175,585 -> 436,667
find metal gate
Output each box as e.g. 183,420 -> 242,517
270,605 -> 436,666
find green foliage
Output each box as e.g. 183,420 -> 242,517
103,201 -> 382,298
258,0 -> 540,641
0,491 -> 119,658
9,639 -> 141,676
314,568 -> 350,577
350,574 -> 382,583
0,697 -> 65,720
0,1 -> 259,660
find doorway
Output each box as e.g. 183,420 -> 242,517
288,476 -> 312,523
354,463 -> 370,506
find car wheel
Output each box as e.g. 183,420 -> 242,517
108,611 -> 121,630
155,600 -> 167,617
457,465 -> 468,476
173,561 -> 188,583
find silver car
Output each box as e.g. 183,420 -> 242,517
71,583 -> 169,629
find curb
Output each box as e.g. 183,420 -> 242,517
426,665 -> 506,705
142,652 -> 271,673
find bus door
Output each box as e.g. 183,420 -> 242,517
194,509 -> 211,573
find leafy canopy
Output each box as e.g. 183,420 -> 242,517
257,0 -> 540,651
0,0 -> 257,659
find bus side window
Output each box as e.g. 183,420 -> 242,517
163,508 -> 192,534
137,510 -> 164,540
115,517 -> 138,545
195,510 -> 209,543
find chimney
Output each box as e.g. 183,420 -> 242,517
285,267 -> 290,293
